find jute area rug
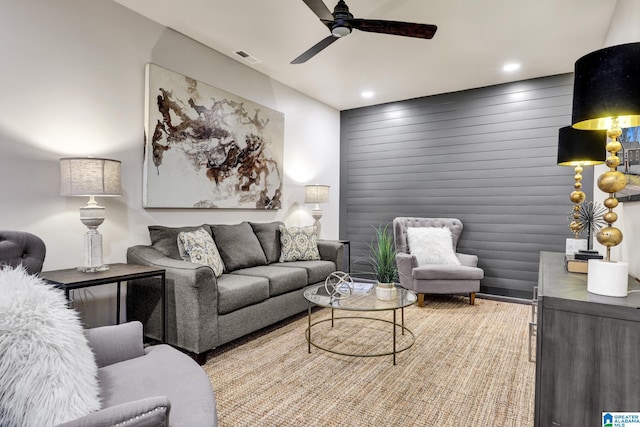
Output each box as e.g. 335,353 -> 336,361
203,295 -> 535,427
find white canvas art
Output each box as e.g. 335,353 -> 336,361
143,63 -> 284,209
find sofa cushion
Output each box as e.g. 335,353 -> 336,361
412,264 -> 484,281
177,228 -> 225,277
232,265 -> 308,297
250,221 -> 283,264
279,225 -> 321,262
216,273 -> 270,314
275,260 -> 336,285
98,344 -> 217,426
149,225 -> 211,260
211,222 -> 267,272
407,227 -> 461,266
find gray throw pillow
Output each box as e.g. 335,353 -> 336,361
149,225 -> 212,260
210,222 -> 267,272
250,221 -> 283,264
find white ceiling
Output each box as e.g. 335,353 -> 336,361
113,0 -> 618,111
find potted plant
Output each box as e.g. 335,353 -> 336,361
367,223 -> 398,300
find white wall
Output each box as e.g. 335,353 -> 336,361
590,0 -> 640,279
0,0 -> 340,325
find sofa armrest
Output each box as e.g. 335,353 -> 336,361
396,253 -> 417,289
456,253 -> 479,268
56,396 -> 170,427
85,321 -> 145,368
317,240 -> 344,271
127,245 -> 220,355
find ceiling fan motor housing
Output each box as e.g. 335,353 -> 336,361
331,0 -> 353,37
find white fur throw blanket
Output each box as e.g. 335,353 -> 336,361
0,266 -> 100,426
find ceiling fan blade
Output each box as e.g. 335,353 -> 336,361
291,35 -> 340,64
350,19 -> 437,39
301,0 -> 334,21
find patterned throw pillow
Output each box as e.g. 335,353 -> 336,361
177,228 -> 225,277
279,225 -> 321,262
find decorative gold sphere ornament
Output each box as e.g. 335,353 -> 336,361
566,200 -> 607,243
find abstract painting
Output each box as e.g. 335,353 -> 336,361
143,63 -> 284,209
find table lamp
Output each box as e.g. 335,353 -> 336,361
571,41 -> 640,296
304,184 -> 330,237
557,126 -> 606,254
60,157 -> 122,272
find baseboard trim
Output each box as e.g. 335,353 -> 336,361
477,293 -> 531,305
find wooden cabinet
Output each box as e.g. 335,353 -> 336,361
534,252 -> 640,427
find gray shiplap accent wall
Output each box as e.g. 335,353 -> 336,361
340,73 -> 593,299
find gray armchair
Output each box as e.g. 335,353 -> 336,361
60,321 -> 218,427
0,230 -> 46,274
0,231 -> 218,426
393,217 -> 484,307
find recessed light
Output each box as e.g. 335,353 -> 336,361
503,63 -> 521,72
361,91 -> 374,99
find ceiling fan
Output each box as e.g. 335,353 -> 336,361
291,0 -> 438,64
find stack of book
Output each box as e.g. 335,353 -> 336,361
565,250 -> 604,274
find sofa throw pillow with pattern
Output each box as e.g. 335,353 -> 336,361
407,226 -> 461,266
177,227 -> 225,277
279,225 -> 321,262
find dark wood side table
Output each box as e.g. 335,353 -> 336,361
41,263 -> 167,342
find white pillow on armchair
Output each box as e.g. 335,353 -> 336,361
407,227 -> 461,266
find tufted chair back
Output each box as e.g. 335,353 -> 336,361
0,231 -> 46,274
393,217 -> 463,255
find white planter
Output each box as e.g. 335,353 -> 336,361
376,282 -> 397,300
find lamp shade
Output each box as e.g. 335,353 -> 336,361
557,126 -> 606,166
572,42 -> 640,130
304,184 -> 330,204
60,157 -> 122,196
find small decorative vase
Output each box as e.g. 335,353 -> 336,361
375,282 -> 397,301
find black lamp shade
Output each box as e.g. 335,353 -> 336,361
572,42 -> 640,130
557,126 -> 606,166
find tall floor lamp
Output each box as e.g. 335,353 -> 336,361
304,184 -> 330,237
60,157 -> 122,272
557,126 -> 606,253
571,41 -> 640,296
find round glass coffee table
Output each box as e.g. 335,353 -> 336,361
303,283 -> 417,365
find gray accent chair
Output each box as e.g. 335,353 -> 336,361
393,217 -> 484,307
0,231 -> 218,426
59,322 -> 218,427
0,230 -> 46,274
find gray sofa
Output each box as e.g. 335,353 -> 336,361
127,221 -> 343,363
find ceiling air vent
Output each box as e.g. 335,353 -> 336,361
233,49 -> 261,65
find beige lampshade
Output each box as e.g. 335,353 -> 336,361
304,184 -> 330,204
60,157 -> 122,196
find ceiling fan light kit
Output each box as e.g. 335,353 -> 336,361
293,0 -> 437,64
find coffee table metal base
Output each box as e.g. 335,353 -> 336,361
306,306 -> 415,365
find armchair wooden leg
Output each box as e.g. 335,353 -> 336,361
418,293 -> 425,307
470,292 -> 476,305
